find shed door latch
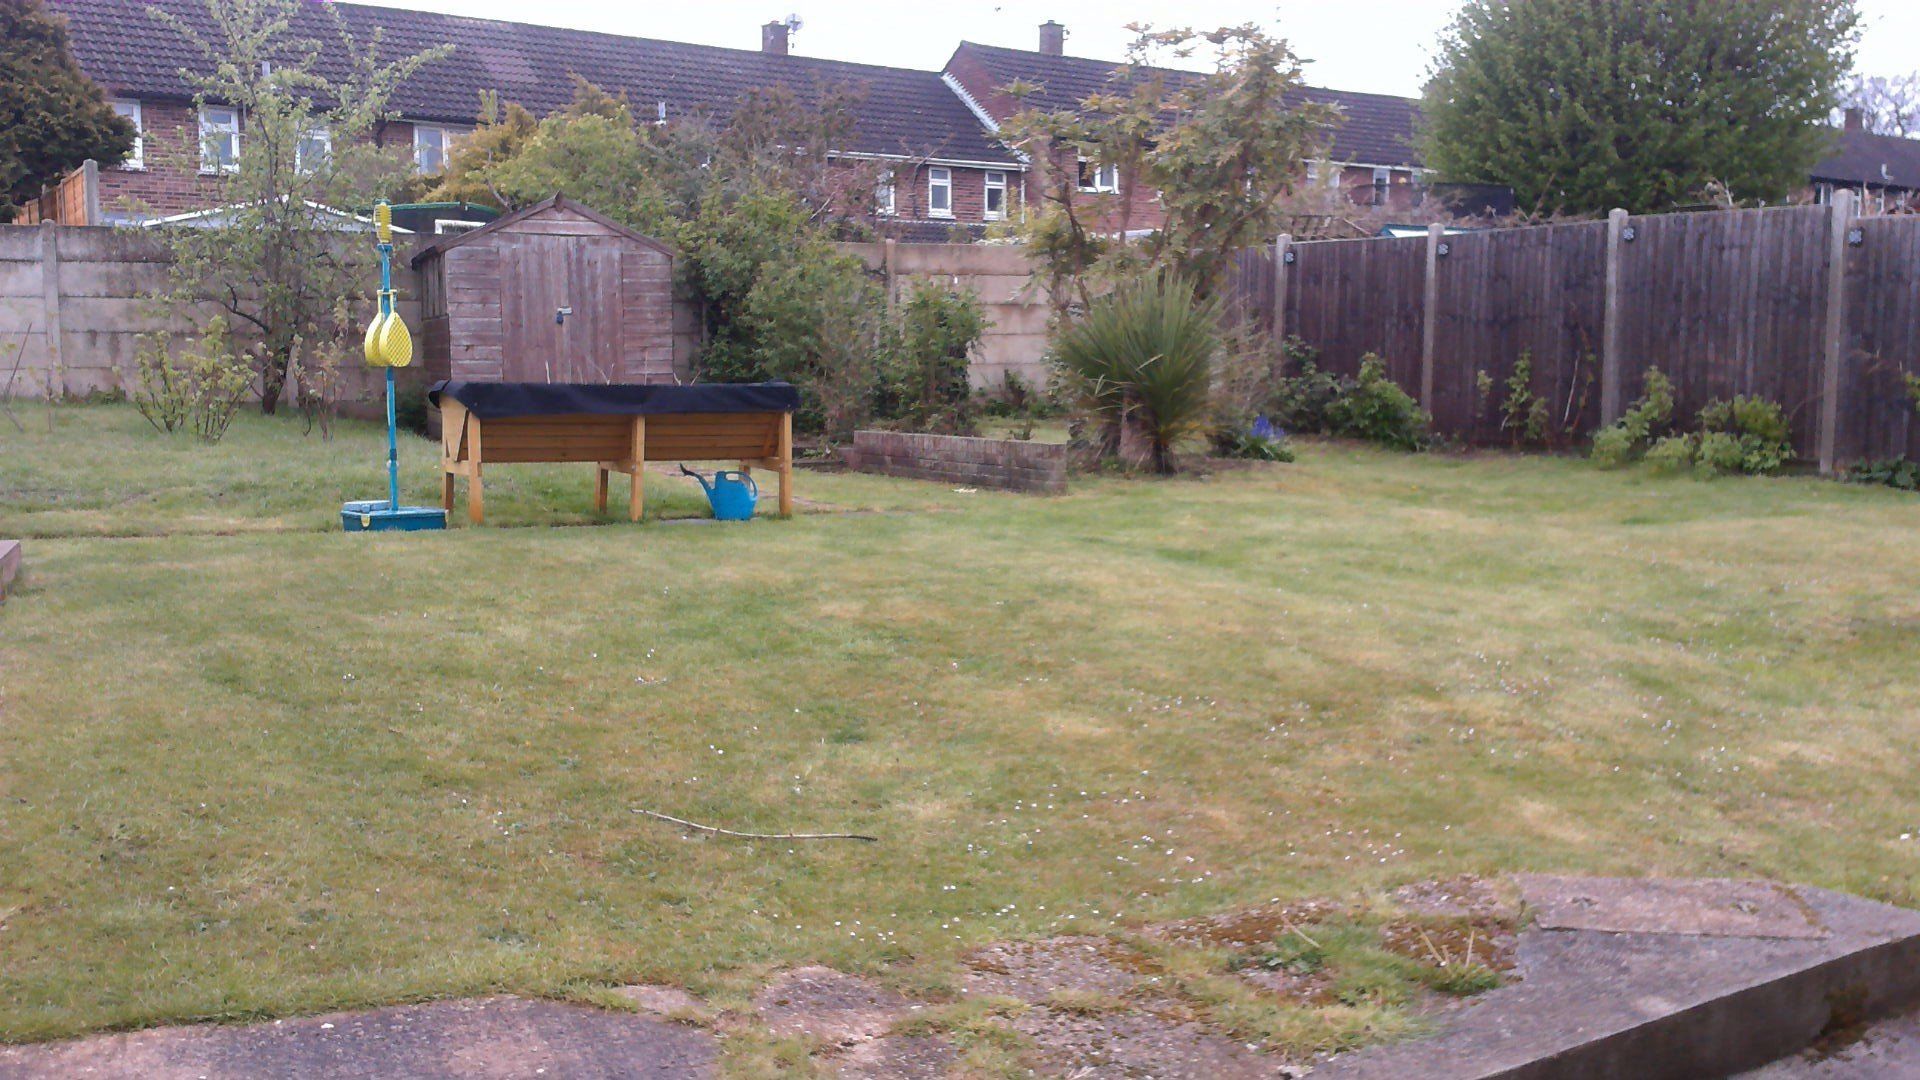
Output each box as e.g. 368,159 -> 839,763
555,306 -> 573,325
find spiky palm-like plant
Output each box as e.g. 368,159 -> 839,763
1052,275 -> 1220,474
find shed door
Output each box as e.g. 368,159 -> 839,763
500,234 -> 625,383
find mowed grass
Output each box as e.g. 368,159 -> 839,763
3,403 -> 1920,1051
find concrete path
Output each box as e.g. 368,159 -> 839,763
1315,877 -> 1920,1080
0,996 -> 718,1079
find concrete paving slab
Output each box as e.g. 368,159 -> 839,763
1742,1007 -> 1920,1078
1313,886 -> 1920,1080
0,996 -> 718,1079
0,539 -> 19,598
1519,875 -> 1828,939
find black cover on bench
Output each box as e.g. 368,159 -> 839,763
429,381 -> 799,420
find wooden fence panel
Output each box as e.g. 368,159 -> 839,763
1430,222 -> 1607,443
1842,216 -> 1920,463
1282,235 -> 1426,387
1223,203 -> 1920,462
1615,206 -> 1830,457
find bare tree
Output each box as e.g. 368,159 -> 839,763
1843,74 -> 1920,137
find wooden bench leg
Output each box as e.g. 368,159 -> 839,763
467,418 -> 485,525
442,469 -> 455,512
595,466 -> 609,514
778,412 -> 794,518
629,417 -> 646,523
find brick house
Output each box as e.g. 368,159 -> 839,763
50,0 -> 1027,237
1808,108 -> 1920,215
940,22 -> 1430,231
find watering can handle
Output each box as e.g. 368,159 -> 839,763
736,471 -> 758,498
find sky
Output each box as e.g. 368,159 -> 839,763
350,0 -> 1920,99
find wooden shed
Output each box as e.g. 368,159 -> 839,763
411,195 -> 676,384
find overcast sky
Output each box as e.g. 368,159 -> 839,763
355,0 -> 1920,99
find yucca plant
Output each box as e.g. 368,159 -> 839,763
1051,274 -> 1221,473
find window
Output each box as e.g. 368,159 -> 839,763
1077,159 -> 1118,194
1813,182 -> 1835,206
111,100 -> 143,169
199,105 -> 240,174
983,170 -> 1008,220
1304,159 -> 1320,187
295,126 -> 331,173
1371,166 -> 1392,207
413,124 -> 449,174
875,170 -> 896,216
928,166 -> 953,217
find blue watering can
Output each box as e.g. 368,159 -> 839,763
680,465 -> 759,521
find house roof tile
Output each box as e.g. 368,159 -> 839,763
1810,127 -> 1920,191
48,0 -> 1022,167
948,41 -> 1425,169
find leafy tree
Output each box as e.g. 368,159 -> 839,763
146,0 -> 447,414
1422,0 -> 1861,216
999,25 -> 1333,307
0,0 -> 135,211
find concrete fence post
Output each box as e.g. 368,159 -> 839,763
882,238 -> 898,316
1271,233 -> 1291,348
1600,207 -> 1629,425
38,221 -> 64,396
81,160 -> 100,227
1818,188 -> 1856,475
1421,222 -> 1443,408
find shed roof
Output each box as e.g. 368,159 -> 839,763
48,0 -> 1022,167
409,195 -> 676,267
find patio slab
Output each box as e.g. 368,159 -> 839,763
1315,880 -> 1920,1080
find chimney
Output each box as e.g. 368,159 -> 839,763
1039,20 -> 1065,56
762,20 -> 789,56
1844,106 -> 1865,133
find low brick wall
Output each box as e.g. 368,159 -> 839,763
844,430 -> 1067,494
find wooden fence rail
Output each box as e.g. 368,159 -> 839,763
1227,192 -> 1920,469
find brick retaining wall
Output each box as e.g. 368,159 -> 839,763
844,430 -> 1066,494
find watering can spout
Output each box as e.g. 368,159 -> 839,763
678,464 -> 715,496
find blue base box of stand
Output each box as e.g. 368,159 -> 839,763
340,501 -> 448,532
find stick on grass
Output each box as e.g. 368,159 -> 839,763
631,808 -> 878,843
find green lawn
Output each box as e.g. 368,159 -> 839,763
4,403 -> 1920,1061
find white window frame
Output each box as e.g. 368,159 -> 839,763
983,170 -> 1008,220
875,169 -> 896,216
413,124 -> 450,174
111,99 -> 144,170
927,166 -> 953,218
1078,159 -> 1119,194
199,105 -> 241,174
295,126 -> 332,173
1371,166 -> 1393,206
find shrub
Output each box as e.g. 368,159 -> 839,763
878,284 -> 987,435
1848,458 -> 1920,490
1500,352 -> 1551,447
1270,340 -> 1347,434
127,318 -> 253,443
1326,355 -> 1431,452
1211,415 -> 1296,462
1269,344 -> 1428,452
982,370 -> 1062,420
1052,273 -> 1220,474
1589,368 -> 1675,468
1697,395 -> 1793,475
1644,434 -> 1696,474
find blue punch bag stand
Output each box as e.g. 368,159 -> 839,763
342,201 -> 446,532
